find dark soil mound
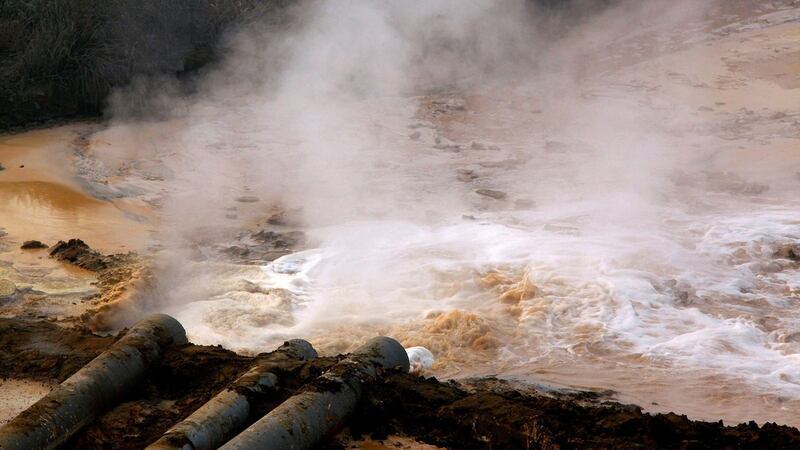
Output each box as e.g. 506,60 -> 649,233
3,319 -> 799,449
49,239 -> 112,271
20,240 -> 48,250
0,319 -> 113,382
350,376 -> 800,449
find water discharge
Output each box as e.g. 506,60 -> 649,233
4,0 -> 799,430
117,0 -> 799,427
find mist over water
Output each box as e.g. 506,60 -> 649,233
100,0 -> 800,425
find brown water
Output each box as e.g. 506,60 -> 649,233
0,128 -> 151,252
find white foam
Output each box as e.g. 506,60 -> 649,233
406,346 -> 435,373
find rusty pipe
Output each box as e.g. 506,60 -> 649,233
219,336 -> 409,450
146,339 -> 317,450
0,314 -> 187,450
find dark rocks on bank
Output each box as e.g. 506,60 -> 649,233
221,230 -> 307,265
475,189 -> 508,200
251,230 -> 305,248
49,239 -> 110,271
21,240 -> 48,250
433,143 -> 461,152
220,245 -> 252,260
265,208 -> 303,227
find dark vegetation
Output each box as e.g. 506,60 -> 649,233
0,0 -> 610,131
0,0 -> 292,130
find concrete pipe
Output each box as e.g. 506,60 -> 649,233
0,314 -> 187,450
219,336 -> 409,450
146,339 -> 317,450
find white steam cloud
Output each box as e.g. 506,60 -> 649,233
93,0 -> 800,426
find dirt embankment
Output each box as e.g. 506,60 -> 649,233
2,319 -> 799,450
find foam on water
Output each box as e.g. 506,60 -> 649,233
172,193 -> 800,397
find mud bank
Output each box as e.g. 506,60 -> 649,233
2,319 -> 798,450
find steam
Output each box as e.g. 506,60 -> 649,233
95,0 -> 800,424
104,0 -> 715,353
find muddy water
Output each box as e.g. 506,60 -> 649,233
155,3 -> 800,429
0,127 -> 154,319
0,128 -> 151,252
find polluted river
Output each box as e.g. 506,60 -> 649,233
1,0 -> 800,444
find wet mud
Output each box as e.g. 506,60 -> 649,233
2,319 -> 799,449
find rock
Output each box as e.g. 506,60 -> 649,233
221,246 -> 250,259
21,240 -> 48,250
456,169 -> 478,182
220,230 -> 306,264
265,208 -> 302,227
771,111 -> 788,120
235,196 -> 259,203
0,279 -> 16,298
251,230 -> 305,248
49,239 -> 110,271
475,189 -> 507,200
0,163 -> 5,171
433,143 -> 461,152
775,244 -> 800,261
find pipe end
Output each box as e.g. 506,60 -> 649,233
354,337 -> 410,373
134,314 -> 189,346
280,339 -> 318,360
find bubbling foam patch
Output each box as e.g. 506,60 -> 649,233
171,202 -> 800,397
